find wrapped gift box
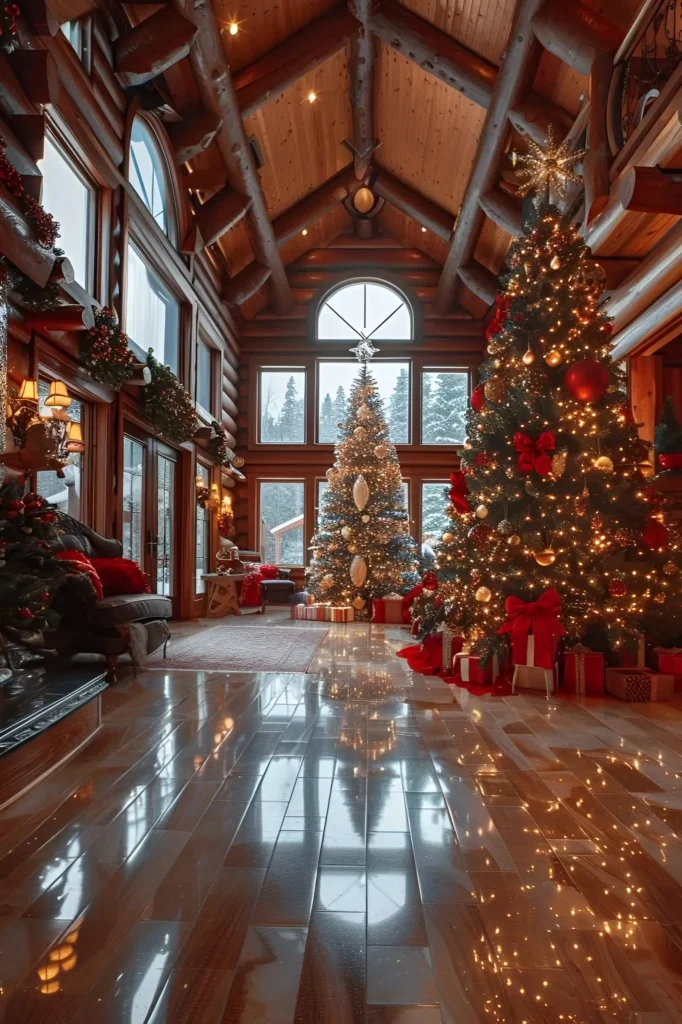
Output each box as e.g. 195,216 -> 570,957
372,595 -> 409,624
654,648 -> 682,687
616,634 -> 646,668
453,651 -> 492,686
327,606 -> 354,622
291,604 -> 326,621
606,668 -> 674,702
442,626 -> 464,671
562,647 -> 604,696
512,635 -> 557,695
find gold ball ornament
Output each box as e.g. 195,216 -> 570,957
551,450 -> 568,478
373,443 -> 390,458
350,554 -> 367,587
475,504 -> 489,519
353,426 -> 366,438
441,531 -> 454,543
663,561 -> 677,575
550,255 -> 561,270
353,474 -> 370,511
483,376 -> 506,404
570,260 -> 607,297
347,543 -> 358,554
361,514 -> 370,523
545,349 -> 563,367
522,346 -> 535,366
534,548 -> 556,566
508,534 -> 521,547
352,596 -> 366,610
475,586 -> 492,603
593,455 -> 614,474
341,526 -> 352,540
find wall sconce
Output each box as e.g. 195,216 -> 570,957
6,379 -> 85,465
196,477 -> 220,511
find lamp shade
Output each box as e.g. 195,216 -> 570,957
66,421 -> 85,452
18,379 -> 38,402
44,381 -> 71,408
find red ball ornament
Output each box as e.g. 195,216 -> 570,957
471,384 -> 485,413
17,607 -> 34,620
42,512 -> 56,524
6,511 -> 18,520
468,522 -> 494,549
642,517 -> 669,549
564,360 -> 609,403
422,571 -> 439,591
433,595 -> 443,609
608,579 -> 628,598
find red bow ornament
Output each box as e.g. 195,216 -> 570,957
448,470 -> 471,514
497,588 -> 566,669
514,430 -> 555,476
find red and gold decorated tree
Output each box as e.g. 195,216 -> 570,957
420,200 -> 682,661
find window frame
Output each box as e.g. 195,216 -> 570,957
315,277 -> 414,344
123,234 -> 182,375
195,335 -> 216,421
315,356 -> 412,446
420,366 -> 472,447
257,366 -> 307,446
258,478 -> 306,568
127,113 -> 178,245
194,457 -> 213,595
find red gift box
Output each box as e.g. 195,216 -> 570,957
453,651 -> 492,686
372,595 -> 409,625
654,648 -> 682,687
410,617 -> 421,636
562,646 -> 604,696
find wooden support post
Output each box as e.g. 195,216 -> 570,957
347,0 -> 376,178
274,165 -> 361,246
168,108 -> 223,165
531,0 -> 622,75
223,263 -> 272,307
479,189 -> 523,237
115,6 -> 197,87
234,5 -> 357,118
183,0 -> 294,312
434,0 -> 545,313
457,260 -> 498,306
630,354 -> 663,444
371,169 -> 453,242
194,187 -> 251,248
584,49 -> 614,223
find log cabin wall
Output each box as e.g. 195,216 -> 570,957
2,6 -> 240,620
235,235 -> 484,585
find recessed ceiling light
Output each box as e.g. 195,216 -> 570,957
302,229 -> 308,236
421,226 -> 427,232
228,21 -> 239,35
308,91 -> 317,103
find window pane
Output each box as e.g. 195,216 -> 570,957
36,381 -> 84,520
422,371 -> 469,445
157,454 -> 175,596
195,463 -> 210,593
129,117 -> 171,237
421,482 -> 448,551
260,482 -> 304,565
123,436 -> 145,563
318,361 -> 410,444
196,340 -> 213,413
39,138 -> 91,289
259,370 -> 305,443
316,479 -> 328,526
318,282 -> 411,341
126,242 -> 180,374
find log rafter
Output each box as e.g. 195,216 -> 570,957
345,0 -> 377,179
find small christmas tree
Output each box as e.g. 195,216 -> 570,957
655,398 -> 682,474
308,344 -> 419,613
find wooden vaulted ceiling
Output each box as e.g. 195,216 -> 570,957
139,0 -> 648,323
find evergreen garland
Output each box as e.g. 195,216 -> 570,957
82,307 -> 135,390
206,420 -> 235,466
0,5 -> 20,55
0,136 -> 59,247
143,350 -> 198,445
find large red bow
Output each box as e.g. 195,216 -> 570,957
448,470 -> 471,513
514,431 -> 555,476
497,588 -> 566,669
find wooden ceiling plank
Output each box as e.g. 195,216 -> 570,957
433,0 -> 545,313
346,0 -> 376,178
179,0 -> 294,313
233,5 -> 357,119
371,167 -> 454,242
114,5 -> 197,87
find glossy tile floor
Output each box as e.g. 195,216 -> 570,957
2,617 -> 682,1021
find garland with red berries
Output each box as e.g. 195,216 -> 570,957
0,4 -> 20,55
143,350 -> 198,445
82,307 -> 135,389
206,420 -> 236,467
0,136 -> 59,248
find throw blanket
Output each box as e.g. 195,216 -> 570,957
240,563 -> 279,607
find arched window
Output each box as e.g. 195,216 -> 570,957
317,280 -> 412,342
128,115 -> 174,240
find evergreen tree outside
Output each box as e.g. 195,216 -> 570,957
435,372 -> 468,444
333,386 -> 348,436
319,393 -> 336,443
388,367 -> 410,443
417,200 -> 682,659
260,482 -> 304,564
420,373 -> 439,444
308,358 -> 419,612
260,373 -> 305,444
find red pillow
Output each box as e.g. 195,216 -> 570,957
55,549 -> 104,600
90,557 -> 151,597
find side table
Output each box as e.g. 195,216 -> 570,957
201,573 -> 246,618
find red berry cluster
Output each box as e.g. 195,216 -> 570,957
0,136 -> 59,248
83,307 -> 135,389
0,4 -> 19,49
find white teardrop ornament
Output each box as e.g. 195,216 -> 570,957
353,474 -> 369,511
350,554 -> 367,587
341,526 -> 352,540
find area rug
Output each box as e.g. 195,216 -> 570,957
147,624 -> 328,673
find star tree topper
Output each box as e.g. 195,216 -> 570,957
350,338 -> 380,363
515,124 -> 586,202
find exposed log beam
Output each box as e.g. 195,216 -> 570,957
457,260 -> 498,306
115,6 -> 197,87
346,0 -> 376,179
531,0 -> 622,75
610,279 -> 682,361
223,263 -> 271,307
619,166 -> 682,215
274,165 -> 361,247
20,0 -> 59,36
168,107 -> 222,165
182,0 -> 294,313
183,167 -> 226,192
233,5 -> 357,119
23,305 -> 91,333
194,187 -> 251,248
365,0 -> 569,143
434,0 -> 545,313
479,189 -> 523,237
6,50 -> 60,108
584,48 -> 614,223
292,248 -> 441,270
604,219 -> 682,332
372,168 -> 453,242
0,183 -> 56,286
288,268 -> 440,289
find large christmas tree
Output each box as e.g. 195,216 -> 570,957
308,345 -> 419,613
418,183 -> 682,659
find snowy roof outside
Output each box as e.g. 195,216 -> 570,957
270,514 -> 304,535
